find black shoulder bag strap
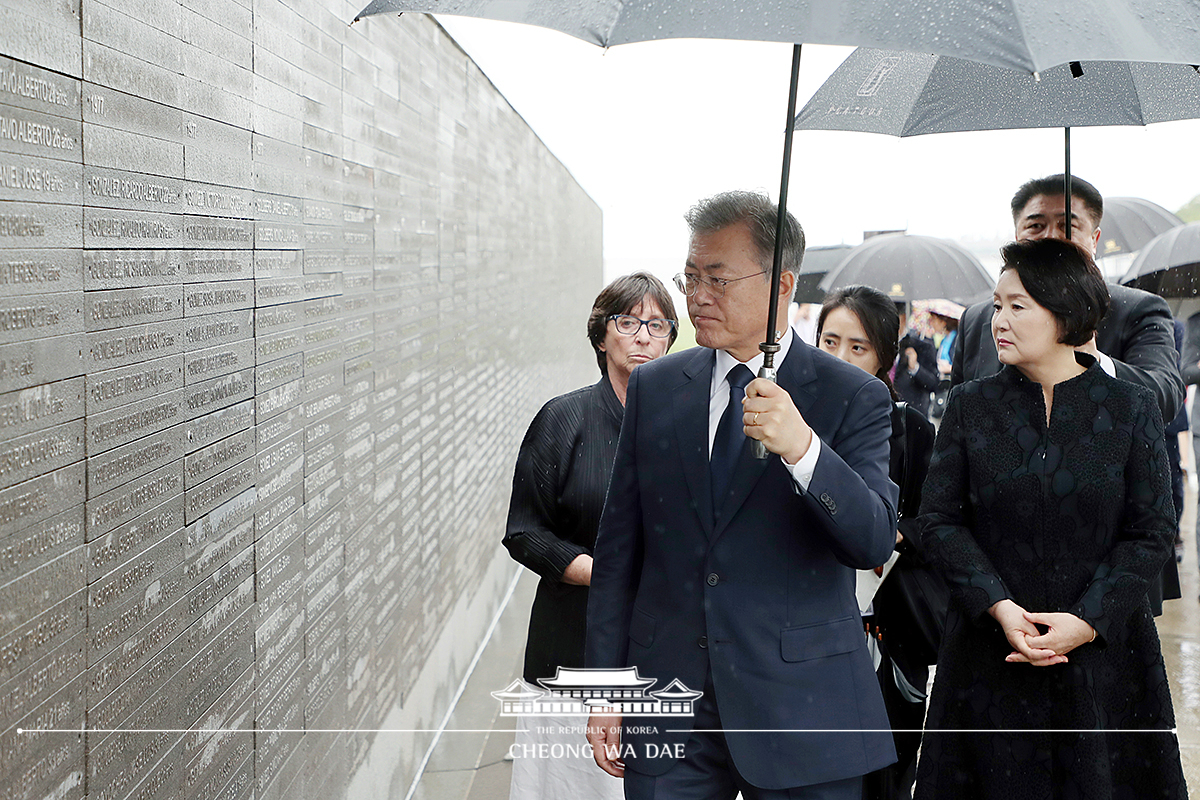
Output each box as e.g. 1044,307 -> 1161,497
894,401 -> 910,520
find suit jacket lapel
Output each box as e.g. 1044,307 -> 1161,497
713,333 -> 819,538
675,348 -> 715,540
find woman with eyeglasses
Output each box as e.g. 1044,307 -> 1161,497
503,272 -> 678,799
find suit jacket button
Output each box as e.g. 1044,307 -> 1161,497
697,636 -> 708,649
706,573 -> 719,586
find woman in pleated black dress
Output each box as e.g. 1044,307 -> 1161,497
502,272 -> 677,799
916,238 -> 1186,799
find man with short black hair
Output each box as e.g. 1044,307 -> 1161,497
951,174 -> 1183,423
952,175 -> 1184,614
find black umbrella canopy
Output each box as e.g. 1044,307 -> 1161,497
818,234 -> 994,306
355,0 -> 1200,74
793,244 -> 853,303
1121,221 -> 1200,297
1097,197 -> 1185,258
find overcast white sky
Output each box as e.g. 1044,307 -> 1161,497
437,16 -> 1200,284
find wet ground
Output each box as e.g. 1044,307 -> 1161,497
420,484 -> 1200,799
1159,485 -> 1200,785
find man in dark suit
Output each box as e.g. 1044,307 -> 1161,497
1180,312 -> 1200,564
585,191 -> 898,799
894,305 -> 939,418
951,174 -> 1184,423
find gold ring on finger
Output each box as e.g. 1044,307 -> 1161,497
753,412 -> 760,425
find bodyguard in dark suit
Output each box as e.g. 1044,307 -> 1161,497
951,174 -> 1184,424
585,192 -> 898,799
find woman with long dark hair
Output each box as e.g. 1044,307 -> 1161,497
817,285 -> 939,800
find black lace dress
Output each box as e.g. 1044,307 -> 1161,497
916,358 -> 1186,799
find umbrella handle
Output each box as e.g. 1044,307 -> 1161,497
749,364 -> 777,460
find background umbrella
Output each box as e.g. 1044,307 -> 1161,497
355,0 -> 1200,74
819,234 -> 994,306
911,298 -> 967,336
1098,196 -> 1186,258
793,244 -> 853,303
794,49 -> 1200,231
1120,222 -> 1200,297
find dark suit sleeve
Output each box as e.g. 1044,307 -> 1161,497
950,303 -> 986,389
906,338 -> 940,392
1069,390 -> 1175,645
1109,291 -> 1184,423
502,402 -> 588,582
919,387 -> 1013,623
1180,313 -> 1200,388
801,377 -> 899,569
585,368 -> 645,671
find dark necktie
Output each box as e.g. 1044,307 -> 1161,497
710,363 -> 755,514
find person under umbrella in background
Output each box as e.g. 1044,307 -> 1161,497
894,303 -> 939,419
918,238 -> 1185,800
932,310 -> 957,380
929,308 -> 959,420
816,286 -> 940,800
1180,311 -> 1200,568
952,174 -> 1184,425
503,272 -> 678,800
1159,318 -> 1187,604
790,301 -> 820,345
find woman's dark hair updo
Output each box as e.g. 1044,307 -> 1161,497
999,238 -> 1110,347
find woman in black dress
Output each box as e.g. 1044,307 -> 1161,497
502,272 -> 677,798
816,286 -> 938,800
916,239 -> 1185,799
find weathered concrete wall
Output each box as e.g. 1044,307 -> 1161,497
0,2 -> 601,798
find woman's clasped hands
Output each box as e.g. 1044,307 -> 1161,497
988,599 -> 1096,666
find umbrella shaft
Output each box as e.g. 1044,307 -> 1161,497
1064,127 -> 1072,233
764,43 -> 802,366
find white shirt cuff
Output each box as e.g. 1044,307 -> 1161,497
783,434 -> 822,492
1096,350 -> 1116,377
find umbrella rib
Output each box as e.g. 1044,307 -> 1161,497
1126,63 -> 1150,126
899,57 -> 943,138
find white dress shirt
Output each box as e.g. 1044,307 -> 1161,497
709,332 -> 822,492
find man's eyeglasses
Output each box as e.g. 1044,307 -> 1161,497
607,315 -> 676,338
673,271 -> 762,298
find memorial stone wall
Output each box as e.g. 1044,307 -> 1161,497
0,2 -> 602,799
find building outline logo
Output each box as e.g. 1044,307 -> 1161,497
857,56 -> 902,96
491,667 -> 702,717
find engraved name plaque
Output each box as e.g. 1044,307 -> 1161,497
86,354 -> 183,415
